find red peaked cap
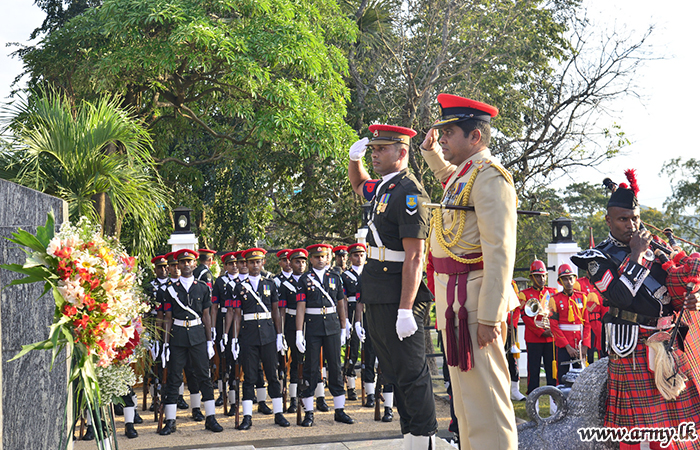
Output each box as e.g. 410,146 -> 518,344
276,249 -> 291,259
306,244 -> 333,256
368,124 -> 417,146
348,243 -> 367,254
175,249 -> 199,261
221,251 -> 237,264
165,251 -> 177,264
151,255 -> 168,266
288,248 -> 309,260
433,94 -> 498,128
557,263 -> 576,279
243,248 -> 267,260
198,248 -> 216,254
333,245 -> 349,255
233,250 -> 246,261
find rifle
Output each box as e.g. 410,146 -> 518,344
233,359 -> 241,428
296,362 -> 304,426
221,344 -> 228,417
152,374 -> 160,423
282,349 -> 289,411
374,364 -> 382,421
156,366 -> 168,433
142,371 -> 148,411
360,346 -> 366,405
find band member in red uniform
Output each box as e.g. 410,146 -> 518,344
574,276 -> 608,362
518,260 -> 557,393
549,264 -> 590,380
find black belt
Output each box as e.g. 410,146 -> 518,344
607,306 -> 662,327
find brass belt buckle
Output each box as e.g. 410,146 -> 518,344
379,246 -> 386,262
321,306 -> 327,315
184,319 -> 190,328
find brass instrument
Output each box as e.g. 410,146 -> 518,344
524,292 -> 551,330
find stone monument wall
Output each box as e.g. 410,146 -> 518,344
0,179 -> 69,449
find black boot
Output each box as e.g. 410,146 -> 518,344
382,406 -> 393,422
225,404 -> 236,416
316,397 -> 329,412
149,402 -> 155,412
82,425 -> 95,441
215,393 -> 224,406
191,407 -> 205,421
301,411 -> 314,427
334,408 -> 355,424
365,393 -> 375,408
125,422 -> 138,439
274,412 -> 290,427
176,395 -> 189,410
238,415 -> 252,430
133,410 -> 143,424
258,401 -> 273,415
159,419 -> 176,435
113,403 -> 124,415
347,387 -> 358,401
205,415 -> 223,432
287,397 -> 297,413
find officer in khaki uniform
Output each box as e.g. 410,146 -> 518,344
421,94 -> 519,450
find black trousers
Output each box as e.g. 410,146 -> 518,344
504,332 -> 519,382
284,314 -> 303,384
241,340 -> 281,401
164,342 -> 214,404
345,302 -> 360,377
365,301 -> 437,436
362,316 -> 377,383
526,341 -> 556,394
301,331 -> 344,398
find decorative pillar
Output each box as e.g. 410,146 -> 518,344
545,217 -> 581,289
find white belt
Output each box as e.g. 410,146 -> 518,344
367,246 -> 405,263
348,296 -> 356,303
243,312 -> 272,321
560,324 -> 582,332
173,318 -> 202,327
306,306 -> 337,315
286,309 -> 297,316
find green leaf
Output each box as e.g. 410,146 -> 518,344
36,211 -> 56,247
8,339 -> 55,361
6,229 -> 47,253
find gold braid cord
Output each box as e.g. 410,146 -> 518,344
427,160 -> 516,265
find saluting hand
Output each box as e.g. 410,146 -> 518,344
420,128 -> 441,153
348,137 -> 369,161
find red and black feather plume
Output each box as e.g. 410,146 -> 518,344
624,169 -> 639,196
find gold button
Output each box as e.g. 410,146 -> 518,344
383,267 -> 388,272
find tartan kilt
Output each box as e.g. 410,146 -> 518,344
606,328 -> 700,433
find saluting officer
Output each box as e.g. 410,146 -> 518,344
296,244 -> 354,427
160,249 -> 223,435
222,248 -> 290,429
347,124 -> 437,448
340,243 -> 364,402
277,248 -> 308,413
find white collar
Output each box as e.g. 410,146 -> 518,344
170,277 -> 179,283
377,171 -> 400,193
292,274 -> 302,282
239,273 -> 249,280
351,265 -> 363,275
248,274 -> 261,290
312,267 -> 327,279
282,270 -> 293,278
157,277 -> 168,283
179,276 -> 194,292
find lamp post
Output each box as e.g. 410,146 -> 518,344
545,217 -> 580,289
167,206 -> 198,252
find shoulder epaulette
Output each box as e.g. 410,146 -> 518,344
477,158 -> 514,187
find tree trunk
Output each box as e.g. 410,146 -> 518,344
92,192 -> 118,237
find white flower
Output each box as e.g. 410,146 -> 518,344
57,278 -> 84,306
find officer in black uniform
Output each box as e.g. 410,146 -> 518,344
143,255 -> 169,413
347,124 -> 437,446
340,243 -> 364,402
160,249 -> 223,435
277,248 -> 308,413
222,248 -> 290,429
296,244 -> 354,427
212,252 -> 237,406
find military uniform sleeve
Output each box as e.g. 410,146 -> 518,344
472,166 -> 518,326
421,146 -> 456,184
202,283 -> 212,310
271,282 -> 279,305
397,182 -> 431,240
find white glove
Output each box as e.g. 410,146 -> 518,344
296,330 -> 306,353
345,318 -> 352,336
220,333 -> 228,353
207,340 -> 215,359
211,327 -> 216,341
162,343 -> 170,369
231,338 -> 240,360
150,341 -> 160,360
276,333 -> 287,354
396,308 -> 418,341
355,322 -> 366,342
340,327 -> 347,346
348,137 -> 369,161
